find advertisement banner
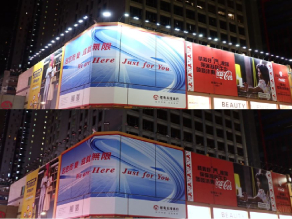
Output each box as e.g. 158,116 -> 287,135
187,95 -> 211,109
20,160 -> 59,219
187,42 -> 237,96
56,134 -> 186,218
27,61 -> 44,109
21,169 -> 39,218
272,172 -> 292,213
59,24 -> 186,109
213,98 -> 248,109
235,54 -> 276,101
187,206 -> 211,219
27,48 -> 64,109
233,163 -> 276,211
250,101 -> 278,109
272,63 -> 292,103
250,212 -> 278,219
213,208 -> 248,219
185,152 -> 237,207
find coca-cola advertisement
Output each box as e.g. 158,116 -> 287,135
235,54 -> 277,101
272,63 -> 292,103
234,163 -> 276,211
186,42 -> 238,96
185,152 -> 237,207
272,172 -> 292,213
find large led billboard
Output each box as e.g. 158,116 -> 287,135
59,24 -> 186,109
56,133 -> 186,218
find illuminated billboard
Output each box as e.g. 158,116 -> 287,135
56,133 -> 186,218
59,24 -> 186,109
27,48 -> 64,109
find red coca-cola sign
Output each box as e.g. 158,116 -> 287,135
186,153 -> 237,207
215,178 -> 233,190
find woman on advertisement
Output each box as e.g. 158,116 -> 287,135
241,63 -> 271,99
42,56 -> 56,109
38,169 -> 48,218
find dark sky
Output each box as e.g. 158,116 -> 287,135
0,0 -> 20,74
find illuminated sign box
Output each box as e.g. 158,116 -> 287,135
187,95 -> 211,109
250,212 -> 278,219
279,215 -> 292,219
250,101 -> 278,109
214,98 -> 248,109
280,105 -> 292,109
213,208 -> 248,219
187,205 -> 211,219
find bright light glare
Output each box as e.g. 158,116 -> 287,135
124,13 -> 129,17
103,11 -> 112,17
78,19 -> 83,23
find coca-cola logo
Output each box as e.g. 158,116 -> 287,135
215,178 -> 232,190
278,187 -> 285,192
153,205 -> 159,211
216,70 -> 233,81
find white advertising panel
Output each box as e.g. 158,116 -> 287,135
188,95 -> 211,109
213,98 -> 248,109
187,205 -> 211,219
213,208 -> 248,219
280,105 -> 292,109
279,215 -> 292,219
250,212 -> 278,219
250,101 -> 278,109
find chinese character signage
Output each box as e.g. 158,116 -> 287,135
59,24 -> 186,109
56,133 -> 186,218
272,63 -> 292,103
185,152 -> 237,206
187,42 -> 238,97
272,172 -> 292,213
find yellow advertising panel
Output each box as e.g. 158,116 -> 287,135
21,169 -> 39,218
27,61 -> 44,109
27,47 -> 64,109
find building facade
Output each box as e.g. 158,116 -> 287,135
41,109 -> 248,167
10,0 -> 253,71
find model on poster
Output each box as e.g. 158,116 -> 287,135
234,164 -> 275,211
34,160 -> 58,218
235,54 -> 276,101
39,48 -> 63,109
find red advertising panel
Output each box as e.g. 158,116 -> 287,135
272,172 -> 292,213
187,42 -> 237,96
185,152 -> 237,207
272,63 -> 292,103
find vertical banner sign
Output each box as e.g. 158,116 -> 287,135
27,61 -> 44,109
235,54 -> 277,101
56,134 -> 186,218
272,63 -> 292,103
186,42 -> 194,92
21,169 -> 39,218
233,163 -> 276,211
189,43 -> 238,96
185,151 -> 194,201
186,152 -> 237,207
272,172 -> 292,213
